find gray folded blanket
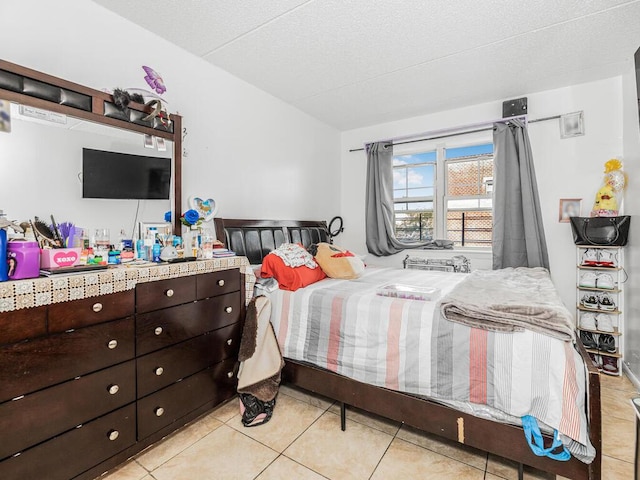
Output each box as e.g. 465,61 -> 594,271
438,267 -> 575,342
422,239 -> 454,249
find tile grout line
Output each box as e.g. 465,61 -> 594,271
367,415 -> 400,480
256,403 -> 335,480
234,392 -> 336,479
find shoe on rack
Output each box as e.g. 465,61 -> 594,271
596,249 -> 616,267
579,312 -> 597,330
595,313 -> 615,333
581,249 -> 599,266
596,273 -> 615,290
579,331 -> 598,349
581,294 -> 598,310
579,272 -> 598,289
598,334 -> 617,354
588,352 -> 602,371
598,292 -> 616,311
601,356 -> 619,375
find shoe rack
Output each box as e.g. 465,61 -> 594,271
576,246 -> 626,376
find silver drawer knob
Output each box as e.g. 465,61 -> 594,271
108,384 -> 120,395
108,430 -> 119,441
217,279 -> 225,287
225,306 -> 233,314
107,340 -> 118,349
226,339 -> 233,346
165,289 -> 174,297
92,303 -> 103,313
155,367 -> 164,376
154,326 -> 163,335
227,371 -> 233,378
155,407 -> 165,417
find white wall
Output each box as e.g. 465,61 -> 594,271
340,77 -> 625,311
0,0 -> 341,242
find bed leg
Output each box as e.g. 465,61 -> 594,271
517,463 -> 524,480
340,402 -> 346,431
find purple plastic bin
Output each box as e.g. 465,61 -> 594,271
7,241 -> 41,280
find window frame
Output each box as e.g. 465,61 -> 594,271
391,130 -> 493,249
392,153 -> 437,242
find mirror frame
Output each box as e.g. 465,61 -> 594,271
0,59 -> 183,235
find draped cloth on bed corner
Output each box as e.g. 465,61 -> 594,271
493,120 -> 549,270
365,142 -> 431,256
237,296 -> 284,402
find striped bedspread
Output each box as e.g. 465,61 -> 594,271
266,266 -> 595,463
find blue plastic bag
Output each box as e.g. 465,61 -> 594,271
521,415 -> 571,461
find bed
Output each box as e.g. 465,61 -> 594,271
214,217 -> 602,480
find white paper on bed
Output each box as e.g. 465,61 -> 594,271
265,266 -> 595,463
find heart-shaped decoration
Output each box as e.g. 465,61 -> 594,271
188,195 -> 218,221
53,250 -> 79,267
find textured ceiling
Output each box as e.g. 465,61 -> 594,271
93,0 -> 640,130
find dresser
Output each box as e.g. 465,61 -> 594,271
0,259 -> 253,480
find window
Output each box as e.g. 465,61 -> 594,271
393,151 -> 436,241
392,142 -> 493,247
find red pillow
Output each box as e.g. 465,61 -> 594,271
260,253 -> 326,291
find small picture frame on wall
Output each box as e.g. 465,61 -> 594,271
559,198 -> 582,223
560,111 -> 584,138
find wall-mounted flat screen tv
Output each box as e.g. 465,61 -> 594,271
82,148 -> 171,200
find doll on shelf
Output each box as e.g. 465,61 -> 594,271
591,158 -> 626,217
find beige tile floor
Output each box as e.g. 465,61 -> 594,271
99,374 -> 637,480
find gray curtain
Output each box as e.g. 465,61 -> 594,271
492,119 -> 549,269
365,142 -> 429,256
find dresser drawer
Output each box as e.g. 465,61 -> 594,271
137,358 -> 238,440
0,360 -> 135,460
0,306 -> 47,346
48,290 -> 134,333
0,403 -> 136,480
136,276 -> 197,313
0,317 -> 135,403
196,269 -> 240,299
136,292 -> 242,355
137,322 -> 242,398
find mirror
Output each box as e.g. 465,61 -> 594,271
0,58 -> 182,244
0,107 -> 173,245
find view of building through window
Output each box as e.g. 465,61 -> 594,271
393,143 -> 493,247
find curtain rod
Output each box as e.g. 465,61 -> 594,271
348,114 -> 561,153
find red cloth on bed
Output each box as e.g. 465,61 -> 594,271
260,252 -> 326,291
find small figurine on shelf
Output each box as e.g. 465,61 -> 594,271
591,158 -> 627,217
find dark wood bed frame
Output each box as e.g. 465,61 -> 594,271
214,217 -> 602,480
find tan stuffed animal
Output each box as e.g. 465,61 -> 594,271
313,243 -> 365,279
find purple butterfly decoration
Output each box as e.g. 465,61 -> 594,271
142,66 -> 166,95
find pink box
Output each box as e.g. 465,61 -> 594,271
40,248 -> 82,269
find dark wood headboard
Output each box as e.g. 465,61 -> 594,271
214,218 -> 329,264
